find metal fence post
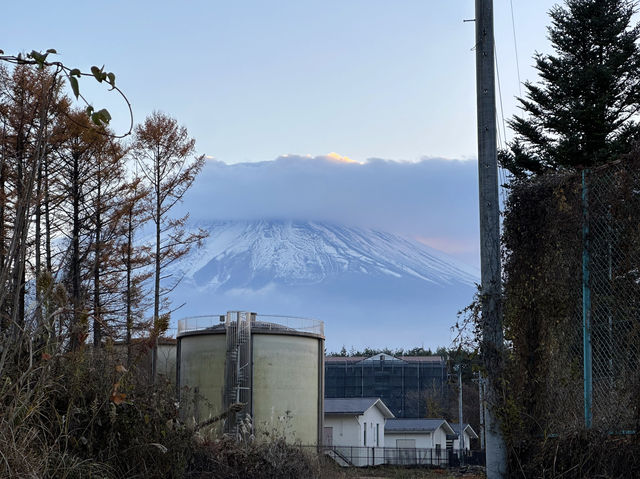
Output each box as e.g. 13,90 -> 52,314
582,169 -> 593,429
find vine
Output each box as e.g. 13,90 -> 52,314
0,48 -> 133,137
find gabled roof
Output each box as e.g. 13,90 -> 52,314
450,423 -> 479,439
385,418 -> 455,435
324,397 -> 395,419
362,353 -> 402,362
325,356 -> 367,363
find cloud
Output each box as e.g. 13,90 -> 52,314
181,154 -> 480,265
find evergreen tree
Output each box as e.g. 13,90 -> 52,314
501,0 -> 640,177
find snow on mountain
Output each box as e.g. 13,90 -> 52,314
169,220 -> 479,351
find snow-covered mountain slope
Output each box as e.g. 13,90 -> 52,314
169,220 -> 479,351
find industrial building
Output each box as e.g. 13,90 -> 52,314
325,353 -> 447,418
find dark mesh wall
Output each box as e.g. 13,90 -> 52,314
325,357 -> 448,418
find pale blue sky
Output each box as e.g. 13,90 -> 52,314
3,1 -> 563,267
3,1 -> 557,163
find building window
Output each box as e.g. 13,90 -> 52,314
364,424 -> 367,446
376,424 -> 380,446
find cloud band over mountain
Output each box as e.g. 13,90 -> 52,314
181,155 -> 480,266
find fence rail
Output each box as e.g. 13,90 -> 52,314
312,445 -> 482,468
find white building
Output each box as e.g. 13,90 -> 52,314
450,423 -> 479,451
384,418 -> 455,466
324,397 -> 394,466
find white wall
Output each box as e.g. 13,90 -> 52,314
385,426 -> 448,450
324,415 -> 360,448
324,405 -> 387,466
358,405 -> 386,448
432,426 -> 448,450
385,431 -> 432,449
384,425 -> 449,466
452,430 -> 473,451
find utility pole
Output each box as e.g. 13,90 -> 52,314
475,0 -> 507,477
458,364 -> 465,465
478,371 -> 485,450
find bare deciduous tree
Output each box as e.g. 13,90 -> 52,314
133,111 -> 206,380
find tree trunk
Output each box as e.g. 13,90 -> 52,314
93,172 -> 102,348
44,157 -> 52,273
125,203 -> 134,367
35,158 -> 42,324
152,158 -> 161,382
71,149 -> 81,350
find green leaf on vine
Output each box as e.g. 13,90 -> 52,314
91,66 -> 103,82
91,108 -> 112,126
69,76 -> 80,99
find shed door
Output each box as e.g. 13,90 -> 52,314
396,439 -> 416,465
323,427 -> 333,447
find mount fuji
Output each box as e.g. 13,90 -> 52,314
169,220 -> 479,352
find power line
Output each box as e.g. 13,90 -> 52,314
494,44 -> 509,207
509,0 -> 522,97
494,46 -> 509,149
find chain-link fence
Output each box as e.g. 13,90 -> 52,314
581,163 -> 640,431
502,159 -> 640,437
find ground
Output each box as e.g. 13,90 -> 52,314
319,462 -> 486,479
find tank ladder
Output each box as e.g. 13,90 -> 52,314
223,311 -> 254,438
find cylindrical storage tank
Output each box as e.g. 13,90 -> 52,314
177,312 -> 324,445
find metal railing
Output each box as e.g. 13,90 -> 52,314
177,312 -> 324,337
315,445 -> 475,468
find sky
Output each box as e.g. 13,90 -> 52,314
3,1 -> 557,162
2,1 -> 560,266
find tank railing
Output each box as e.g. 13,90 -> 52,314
178,312 -> 324,337
255,314 -> 324,336
178,315 -> 225,335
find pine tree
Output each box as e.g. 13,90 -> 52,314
501,0 -> 640,177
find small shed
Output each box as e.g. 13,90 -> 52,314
384,418 -> 455,465
450,423 -> 479,451
324,397 -> 394,466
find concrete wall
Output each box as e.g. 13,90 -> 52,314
179,331 -> 322,445
178,334 -> 226,426
252,334 -> 321,446
157,343 -> 177,379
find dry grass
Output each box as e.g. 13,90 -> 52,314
318,461 -> 486,479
